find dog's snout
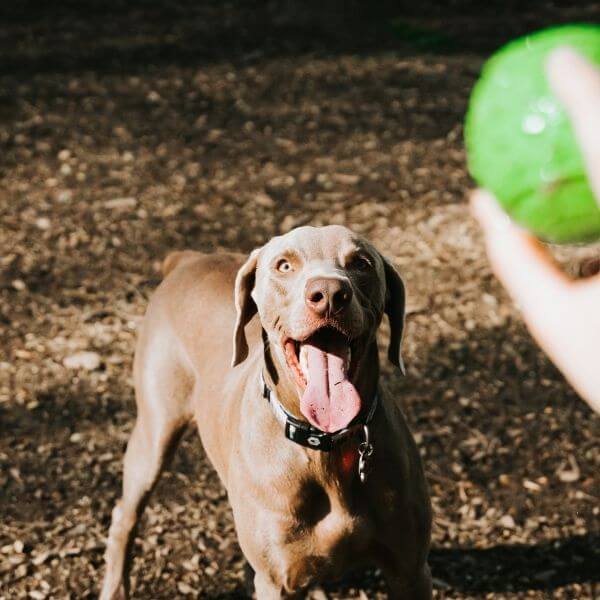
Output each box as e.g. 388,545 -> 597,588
305,277 -> 353,316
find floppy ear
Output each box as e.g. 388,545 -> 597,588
232,248 -> 261,367
382,257 -> 406,374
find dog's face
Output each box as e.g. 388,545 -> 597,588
232,225 -> 405,432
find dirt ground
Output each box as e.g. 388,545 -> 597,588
1,2 -> 599,599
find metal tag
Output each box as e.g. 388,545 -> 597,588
357,425 -> 374,483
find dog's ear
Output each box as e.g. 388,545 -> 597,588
382,257 -> 406,374
232,248 -> 261,367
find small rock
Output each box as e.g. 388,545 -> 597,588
556,454 -> 580,483
56,189 -> 73,202
63,351 -> 101,371
254,192 -> 275,208
32,551 -> 51,566
280,215 -> 298,232
498,514 -> 515,529
104,197 -> 137,210
35,217 -> 51,230
332,173 -> 360,185
498,474 -> 511,486
523,479 -> 542,492
147,90 -> 161,103
177,582 -> 196,595
193,204 -> 212,218
482,293 -> 497,306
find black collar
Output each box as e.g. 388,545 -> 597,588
260,372 -> 379,452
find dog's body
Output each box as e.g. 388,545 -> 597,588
101,226 -> 432,599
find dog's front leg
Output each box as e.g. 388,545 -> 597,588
383,563 -> 432,600
100,416 -> 187,600
253,570 -> 305,600
254,571 -> 283,600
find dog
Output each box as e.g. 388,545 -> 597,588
100,225 -> 432,599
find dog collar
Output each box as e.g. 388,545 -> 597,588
260,372 -> 378,453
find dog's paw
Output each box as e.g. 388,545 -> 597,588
99,583 -> 127,600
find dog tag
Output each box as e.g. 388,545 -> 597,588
357,425 -> 374,483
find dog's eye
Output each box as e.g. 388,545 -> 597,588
276,259 -> 293,273
349,255 -> 371,271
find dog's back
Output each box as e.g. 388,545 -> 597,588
147,250 -> 249,369
137,248 -> 257,382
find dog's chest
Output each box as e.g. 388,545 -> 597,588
274,476 -> 373,585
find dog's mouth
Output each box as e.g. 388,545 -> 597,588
282,327 -> 362,433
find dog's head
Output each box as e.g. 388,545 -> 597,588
232,225 -> 405,432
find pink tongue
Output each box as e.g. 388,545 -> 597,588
300,342 -> 361,433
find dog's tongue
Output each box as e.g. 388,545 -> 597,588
300,340 -> 361,433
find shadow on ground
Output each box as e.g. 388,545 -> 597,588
430,533 -> 600,594
2,0 -> 600,80
202,532 -> 600,598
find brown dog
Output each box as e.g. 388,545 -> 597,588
100,225 -> 432,599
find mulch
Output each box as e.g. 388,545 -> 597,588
1,2 -> 599,598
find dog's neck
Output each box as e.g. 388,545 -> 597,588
263,336 -> 381,429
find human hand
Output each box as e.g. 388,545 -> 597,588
471,49 -> 600,413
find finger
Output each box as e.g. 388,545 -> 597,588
546,48 -> 600,203
470,190 -> 570,312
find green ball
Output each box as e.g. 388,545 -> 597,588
465,25 -> 600,243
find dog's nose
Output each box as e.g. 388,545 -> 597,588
305,277 -> 353,316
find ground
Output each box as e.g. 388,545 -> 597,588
0,2 -> 599,599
